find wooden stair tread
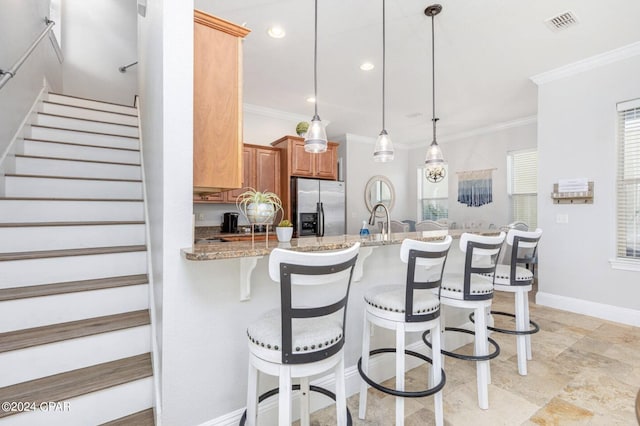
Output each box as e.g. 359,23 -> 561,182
0,274 -> 149,301
30,125 -> 139,139
38,112 -> 139,128
0,310 -> 150,353
0,245 -> 147,262
100,408 -> 155,426
24,137 -> 139,151
0,353 -> 152,418
48,92 -> 136,109
6,173 -> 141,183
15,154 -> 140,166
0,221 -> 144,228
43,100 -> 138,117
0,197 -> 143,202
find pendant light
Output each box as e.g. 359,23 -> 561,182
304,0 -> 328,153
373,0 -> 394,162
424,4 -> 446,183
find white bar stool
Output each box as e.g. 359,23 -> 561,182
425,232 -> 505,410
358,236 -> 452,426
472,228 -> 542,376
242,243 -> 360,426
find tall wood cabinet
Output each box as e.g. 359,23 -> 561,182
193,10 -> 250,193
271,135 -> 339,220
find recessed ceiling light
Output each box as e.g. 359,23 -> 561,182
306,96 -> 316,103
360,62 -> 375,71
267,25 -> 286,39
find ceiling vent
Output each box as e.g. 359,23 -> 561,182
545,10 -> 579,31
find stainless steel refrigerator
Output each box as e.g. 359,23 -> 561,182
291,177 -> 346,237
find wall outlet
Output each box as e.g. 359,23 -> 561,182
556,213 -> 569,224
196,213 -> 205,221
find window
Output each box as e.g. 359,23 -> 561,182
616,99 -> 640,259
417,166 -> 448,221
508,149 -> 537,229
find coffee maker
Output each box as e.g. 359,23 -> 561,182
222,212 -> 239,233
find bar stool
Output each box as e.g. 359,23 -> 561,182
473,228 -> 542,376
425,232 -> 505,410
242,243 -> 360,426
358,236 -> 452,426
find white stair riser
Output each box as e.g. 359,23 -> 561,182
6,176 -> 143,199
42,103 -> 138,126
36,114 -> 138,138
0,251 -> 147,288
0,326 -> 151,387
7,377 -> 153,426
0,224 -> 146,253
0,200 -> 144,223
24,140 -> 140,163
29,126 -> 139,150
47,93 -> 137,115
15,156 -> 141,179
0,285 -> 149,332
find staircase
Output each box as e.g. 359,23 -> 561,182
0,93 -> 155,425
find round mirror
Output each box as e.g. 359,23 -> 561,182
365,175 -> 395,217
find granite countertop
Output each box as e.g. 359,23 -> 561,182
182,229 -> 499,261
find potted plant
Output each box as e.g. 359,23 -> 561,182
235,188 -> 283,225
276,219 -> 294,242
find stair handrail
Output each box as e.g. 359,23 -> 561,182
119,61 -> 138,73
0,17 -> 63,91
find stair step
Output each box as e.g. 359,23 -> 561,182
34,114 -> 139,137
5,174 -> 143,199
0,274 -> 148,301
29,126 -> 139,150
0,198 -> 144,223
15,155 -> 141,179
0,245 -> 147,262
100,408 -> 154,426
24,138 -> 140,163
0,353 -> 152,419
0,310 -> 150,353
47,92 -> 137,115
43,101 -> 138,125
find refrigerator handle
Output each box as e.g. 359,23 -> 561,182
317,202 -> 325,237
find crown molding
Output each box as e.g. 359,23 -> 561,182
530,41 -> 640,85
243,103 -> 330,126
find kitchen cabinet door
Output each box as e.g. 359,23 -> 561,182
255,147 -> 280,194
290,139 -> 315,177
314,144 -> 338,180
227,147 -> 255,200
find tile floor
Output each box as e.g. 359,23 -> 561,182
305,288 -> 640,425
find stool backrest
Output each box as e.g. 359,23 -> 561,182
506,228 -> 542,285
401,236 -> 452,322
459,232 -> 506,300
269,243 -> 360,364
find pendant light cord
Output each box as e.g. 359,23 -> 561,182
431,13 -> 437,143
382,0 -> 386,131
314,0 -> 319,118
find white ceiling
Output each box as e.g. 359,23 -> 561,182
195,0 -> 640,147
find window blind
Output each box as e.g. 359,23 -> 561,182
509,150 -> 538,229
616,100 -> 640,259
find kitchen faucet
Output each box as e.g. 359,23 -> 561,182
368,203 -> 390,240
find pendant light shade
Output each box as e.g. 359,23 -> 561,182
373,0 -> 394,162
304,0 -> 328,153
424,4 -> 446,183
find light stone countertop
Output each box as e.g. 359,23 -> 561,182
182,229 -> 499,261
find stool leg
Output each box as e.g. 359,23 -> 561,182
358,312 -> 370,420
336,354 -> 347,426
279,365 -> 292,425
432,321 -> 444,426
515,290 -> 528,375
395,322 -> 405,426
523,291 -> 532,360
485,305 -> 492,385
474,306 -> 490,410
300,377 -> 310,426
246,360 -> 259,426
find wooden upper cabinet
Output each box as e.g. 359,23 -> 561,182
193,10 -> 250,193
273,136 -> 339,180
255,147 -> 280,194
226,146 -> 255,199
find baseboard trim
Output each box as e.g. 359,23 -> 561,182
202,326 -> 473,426
536,291 -> 640,327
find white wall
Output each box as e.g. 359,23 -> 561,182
62,0 -> 137,105
536,54 -> 640,317
243,104 -> 308,146
0,0 -> 62,156
407,122 -> 537,229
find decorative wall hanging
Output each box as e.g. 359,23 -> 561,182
457,169 -> 495,207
